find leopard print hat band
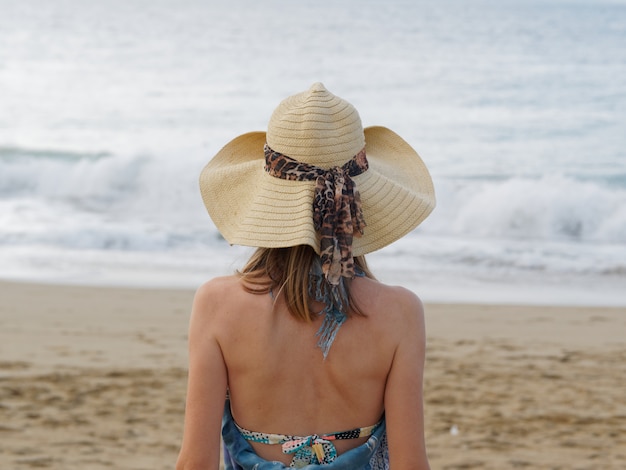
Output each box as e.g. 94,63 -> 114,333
264,143 -> 369,284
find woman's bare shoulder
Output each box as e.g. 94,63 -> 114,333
195,275 -> 242,298
191,275 -> 246,322
355,277 -> 423,309
353,278 -> 425,330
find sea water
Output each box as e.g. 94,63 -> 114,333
1,0 -> 625,305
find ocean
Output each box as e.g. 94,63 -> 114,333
1,0 -> 625,305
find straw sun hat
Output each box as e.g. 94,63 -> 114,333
200,82 -> 435,258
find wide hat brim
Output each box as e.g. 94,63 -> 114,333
199,126 -> 435,257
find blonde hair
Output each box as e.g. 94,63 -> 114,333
238,245 -> 375,322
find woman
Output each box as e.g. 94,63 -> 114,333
176,83 -> 435,469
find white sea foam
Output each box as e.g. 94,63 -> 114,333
430,175 -> 626,243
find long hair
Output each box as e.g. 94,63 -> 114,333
237,245 -> 375,322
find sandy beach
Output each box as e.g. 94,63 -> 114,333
1,280 -> 625,469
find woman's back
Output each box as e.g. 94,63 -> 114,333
190,273 -> 427,467
177,83 -> 434,470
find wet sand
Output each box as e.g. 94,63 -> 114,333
1,281 -> 624,469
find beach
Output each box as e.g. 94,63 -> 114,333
2,1 -> 625,468
1,280 -> 624,469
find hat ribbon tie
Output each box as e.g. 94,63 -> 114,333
264,144 -> 368,285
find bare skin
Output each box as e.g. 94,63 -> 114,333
176,274 -> 430,470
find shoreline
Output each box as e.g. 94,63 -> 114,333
3,265 -> 626,308
1,280 -> 624,469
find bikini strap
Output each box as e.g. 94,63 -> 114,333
235,418 -> 383,466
